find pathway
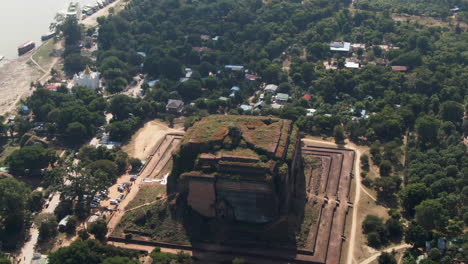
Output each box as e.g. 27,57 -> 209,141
358,244 -> 411,264
16,192 -> 61,264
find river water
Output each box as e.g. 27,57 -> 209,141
0,0 -> 97,59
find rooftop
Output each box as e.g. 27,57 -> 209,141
330,41 -> 351,52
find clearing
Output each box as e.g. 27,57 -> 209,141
122,119 -> 183,160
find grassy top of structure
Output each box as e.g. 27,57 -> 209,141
182,115 -> 296,159
171,115 -> 300,183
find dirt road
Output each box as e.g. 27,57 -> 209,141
17,192 -> 61,264
359,244 -> 411,264
80,0 -> 125,27
106,128 -> 184,236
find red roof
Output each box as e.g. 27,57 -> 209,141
303,94 -> 312,100
19,41 -> 35,49
245,74 -> 258,80
391,66 -> 408,72
46,85 -> 57,91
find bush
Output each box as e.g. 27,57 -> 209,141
65,215 -> 78,234
367,232 -> 382,248
361,154 -> 370,171
78,229 -> 90,240
89,220 -> 108,241
379,160 -> 392,176
362,177 -> 373,188
39,214 -> 58,240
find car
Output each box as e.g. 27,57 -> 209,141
118,186 -> 125,192
116,194 -> 124,202
110,200 -> 119,205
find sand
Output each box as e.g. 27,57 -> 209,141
0,0 -> 125,117
122,119 -> 183,160
0,54 -> 42,116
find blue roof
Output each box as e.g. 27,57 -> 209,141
240,105 -> 252,111
137,52 -> 147,57
231,86 -> 240,91
225,65 -> 244,70
148,80 -> 158,86
330,42 -> 351,52
21,106 -> 29,111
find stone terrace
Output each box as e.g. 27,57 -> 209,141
298,145 -> 355,264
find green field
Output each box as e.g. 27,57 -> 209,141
32,40 -> 55,69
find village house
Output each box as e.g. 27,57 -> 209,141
275,93 -> 289,104
264,84 -> 278,94
391,66 -> 408,72
166,99 -> 184,113
330,41 -> 351,52
345,61 -> 360,69
224,65 -> 244,71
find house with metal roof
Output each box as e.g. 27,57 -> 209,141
330,41 -> 351,52
275,93 -> 289,104
264,84 -> 278,94
166,99 -> 184,113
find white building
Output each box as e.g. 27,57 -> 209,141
73,66 -> 100,89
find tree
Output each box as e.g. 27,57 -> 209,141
64,54 -> 93,75
60,17 -> 82,47
107,120 -> 134,141
415,116 -> 439,143
159,57 -> 182,80
399,183 -> 431,215
385,218 -> 403,241
414,199 -> 447,230
55,200 -> 73,220
89,220 -> 108,241
65,215 -> 78,234
150,247 -> 191,264
374,176 -> 401,201
108,95 -> 136,121
0,177 -> 30,248
333,125 -> 345,143
78,229 -> 90,240
360,154 -> 370,171
379,160 -> 392,176
439,101 -> 463,123
367,232 -> 382,248
38,214 -> 58,240
6,145 -> 55,176
48,239 -> 138,264
129,158 -> 142,172
178,79 -> 202,101
66,122 -> 88,145
362,215 -> 388,247
232,258 -> 246,264
102,257 -> 140,264
28,191 -> 44,212
404,222 -> 427,247
13,116 -> 31,137
378,252 -> 397,264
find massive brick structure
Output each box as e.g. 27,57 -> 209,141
169,115 -> 301,224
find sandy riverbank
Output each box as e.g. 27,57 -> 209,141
0,0 -> 125,116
